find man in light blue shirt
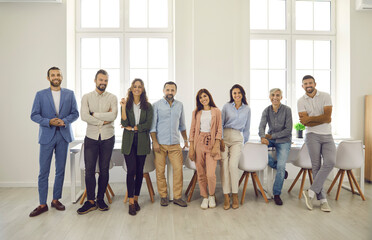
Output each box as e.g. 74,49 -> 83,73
150,81 -> 189,207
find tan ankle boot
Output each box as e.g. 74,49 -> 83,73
223,194 -> 230,210
232,193 -> 239,209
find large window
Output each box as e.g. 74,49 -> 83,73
75,0 -> 173,138
249,0 -> 335,136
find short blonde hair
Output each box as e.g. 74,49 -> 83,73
269,88 -> 282,96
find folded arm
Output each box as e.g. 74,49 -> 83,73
299,106 -> 332,126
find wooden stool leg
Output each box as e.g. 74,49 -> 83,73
298,169 -> 307,199
105,188 -> 112,204
144,173 -> 155,203
335,170 -> 345,200
185,171 -> 197,196
107,183 -> 115,197
327,169 -> 341,193
80,189 -> 87,205
288,169 -> 304,193
124,191 -> 128,204
308,170 -> 313,185
346,170 -> 355,194
240,172 -> 249,205
251,173 -> 258,196
349,170 -> 366,201
239,172 -> 246,187
187,173 -> 198,202
252,172 -> 268,203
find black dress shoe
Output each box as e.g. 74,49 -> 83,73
51,200 -> 65,211
29,205 -> 48,217
274,195 -> 283,206
129,204 -> 136,216
134,201 -> 140,211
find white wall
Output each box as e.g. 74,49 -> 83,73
350,1 -> 372,141
1,0 -> 372,186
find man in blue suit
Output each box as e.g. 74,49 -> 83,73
30,67 -> 79,217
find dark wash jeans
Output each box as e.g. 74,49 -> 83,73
84,135 -> 115,201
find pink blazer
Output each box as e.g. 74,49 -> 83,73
189,107 -> 223,160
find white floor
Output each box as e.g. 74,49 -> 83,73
0,170 -> 371,240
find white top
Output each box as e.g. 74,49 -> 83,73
51,90 -> 61,117
133,102 -> 141,125
81,90 -> 118,140
200,110 -> 211,132
297,90 -> 332,135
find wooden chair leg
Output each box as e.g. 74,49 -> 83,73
185,171 -> 197,196
105,188 -> 112,204
308,170 -> 313,185
346,170 -> 355,194
187,173 -> 198,202
124,191 -> 128,203
251,173 -> 258,197
80,189 -> 87,205
298,169 -> 307,199
327,169 -> 342,193
239,172 -> 247,187
252,172 -> 268,203
288,169 -> 304,193
240,172 -> 249,205
335,170 -> 345,200
349,170 -> 366,201
144,173 -> 155,203
107,183 -> 115,197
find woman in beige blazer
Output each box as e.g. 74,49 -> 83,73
188,89 -> 222,209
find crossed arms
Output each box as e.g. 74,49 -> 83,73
298,106 -> 332,127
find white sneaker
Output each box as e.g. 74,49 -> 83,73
201,198 -> 209,209
320,202 -> 331,212
208,195 -> 216,208
303,190 -> 313,210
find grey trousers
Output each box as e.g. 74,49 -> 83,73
305,132 -> 336,200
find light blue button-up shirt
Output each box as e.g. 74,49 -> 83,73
150,98 -> 187,145
222,102 -> 251,143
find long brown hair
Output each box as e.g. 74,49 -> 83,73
194,89 -> 217,116
126,78 -> 149,110
229,84 -> 248,105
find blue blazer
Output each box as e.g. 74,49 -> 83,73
31,88 -> 79,144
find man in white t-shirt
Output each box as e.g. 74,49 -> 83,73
297,75 -> 336,212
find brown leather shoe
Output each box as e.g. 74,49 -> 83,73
29,205 -> 48,217
223,194 -> 230,210
232,193 -> 239,209
51,200 -> 65,211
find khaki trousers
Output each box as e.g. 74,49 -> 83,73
154,144 -> 183,199
220,129 -> 243,194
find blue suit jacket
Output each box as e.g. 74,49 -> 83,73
31,88 -> 79,144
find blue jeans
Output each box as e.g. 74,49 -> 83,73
38,130 -> 69,205
267,140 -> 291,195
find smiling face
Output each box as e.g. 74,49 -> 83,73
269,90 -> 282,106
95,73 -> 108,92
199,92 -> 210,108
302,78 -> 316,94
131,80 -> 143,97
163,84 -> 177,101
232,88 -> 242,104
48,69 -> 62,87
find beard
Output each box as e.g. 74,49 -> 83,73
96,84 -> 107,92
50,79 -> 61,87
165,94 -> 174,101
306,87 -> 314,93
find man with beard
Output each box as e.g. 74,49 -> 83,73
297,75 -> 335,212
150,81 -> 189,207
30,67 -> 79,217
77,69 -> 118,214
